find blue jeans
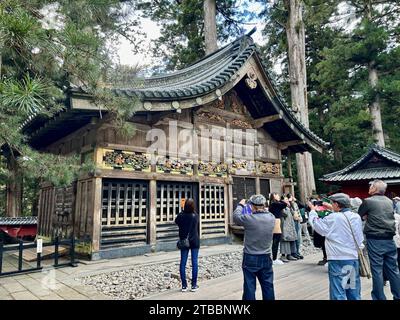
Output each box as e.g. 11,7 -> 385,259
328,260 -> 361,300
294,221 -> 300,255
179,248 -> 199,288
242,253 -> 275,300
366,238 -> 400,300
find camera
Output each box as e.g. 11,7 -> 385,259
312,200 -> 323,206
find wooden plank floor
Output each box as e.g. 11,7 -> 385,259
144,252 -> 392,300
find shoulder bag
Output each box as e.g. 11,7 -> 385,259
177,214 -> 195,250
343,212 -> 371,279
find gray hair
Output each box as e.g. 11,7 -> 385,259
350,197 -> 362,211
370,179 -> 387,194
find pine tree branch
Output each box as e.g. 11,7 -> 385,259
216,6 -> 257,26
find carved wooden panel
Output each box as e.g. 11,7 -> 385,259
101,149 -> 151,172
156,157 -> 193,175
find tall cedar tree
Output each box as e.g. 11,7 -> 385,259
137,0 -> 254,71
258,0 -> 400,194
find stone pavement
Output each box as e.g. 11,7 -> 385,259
0,243 -> 393,300
0,244 -> 242,300
144,252 -> 391,300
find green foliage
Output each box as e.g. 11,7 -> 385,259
0,74 -> 63,115
0,0 -> 142,215
258,0 -> 400,194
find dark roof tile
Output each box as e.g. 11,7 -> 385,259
0,216 -> 38,226
321,145 -> 400,182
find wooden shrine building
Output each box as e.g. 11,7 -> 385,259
24,32 -> 327,259
321,145 -> 400,199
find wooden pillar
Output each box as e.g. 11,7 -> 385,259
91,177 -> 102,253
37,189 -> 44,234
224,183 -> 229,236
227,180 -> 233,227
287,152 -> 293,182
255,177 -> 260,194
6,155 -> 23,217
198,182 -> 203,238
148,179 -> 157,246
286,152 -> 295,196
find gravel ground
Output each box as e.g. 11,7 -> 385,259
77,242 -> 321,300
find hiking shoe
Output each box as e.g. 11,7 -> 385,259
181,287 -> 188,292
280,256 -> 289,263
287,255 -> 298,261
318,259 -> 327,266
190,285 -> 199,292
273,259 -> 285,265
293,254 -> 304,260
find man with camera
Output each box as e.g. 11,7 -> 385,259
233,195 -> 276,300
308,193 -> 364,300
358,179 -> 400,300
310,197 -> 329,266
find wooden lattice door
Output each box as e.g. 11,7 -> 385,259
101,179 -> 148,248
200,184 -> 227,238
156,182 -> 197,242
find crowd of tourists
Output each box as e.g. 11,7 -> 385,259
174,179 -> 400,301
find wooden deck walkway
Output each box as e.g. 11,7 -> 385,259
144,252 -> 392,300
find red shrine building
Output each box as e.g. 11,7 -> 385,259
320,145 -> 400,199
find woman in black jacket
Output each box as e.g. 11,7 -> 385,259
175,198 -> 200,292
269,193 -> 288,264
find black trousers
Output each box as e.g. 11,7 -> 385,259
322,240 -> 327,260
272,234 -> 282,261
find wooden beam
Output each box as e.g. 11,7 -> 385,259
252,113 -> 283,128
91,177 -> 102,253
278,140 -> 305,149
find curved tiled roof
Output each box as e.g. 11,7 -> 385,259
321,145 -> 400,182
112,35 -> 256,101
25,29 -> 328,151
108,30 -> 328,149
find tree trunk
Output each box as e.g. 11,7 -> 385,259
6,156 -> 23,217
368,61 -> 385,147
285,0 -> 316,202
203,0 -> 218,55
364,2 -> 385,147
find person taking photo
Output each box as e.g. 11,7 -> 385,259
308,193 -> 364,300
233,195 -> 276,300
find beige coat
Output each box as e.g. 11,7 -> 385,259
273,218 -> 282,234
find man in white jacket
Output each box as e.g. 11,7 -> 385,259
308,193 -> 364,300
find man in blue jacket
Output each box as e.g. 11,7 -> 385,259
233,194 -> 276,300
